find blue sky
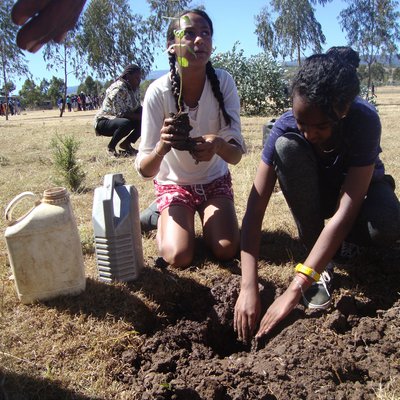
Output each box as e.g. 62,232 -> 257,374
14,0 -> 348,92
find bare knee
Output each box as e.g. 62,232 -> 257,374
159,243 -> 194,268
211,239 -> 238,261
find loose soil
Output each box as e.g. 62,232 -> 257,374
111,246 -> 400,400
169,111 -> 197,151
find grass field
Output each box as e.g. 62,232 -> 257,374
0,87 -> 399,399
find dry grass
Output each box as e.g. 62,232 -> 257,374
0,88 -> 399,399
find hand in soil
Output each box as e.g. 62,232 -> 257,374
234,286 -> 261,343
256,283 -> 302,339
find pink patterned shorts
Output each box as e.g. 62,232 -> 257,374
154,173 -> 234,213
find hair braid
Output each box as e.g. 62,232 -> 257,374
206,61 -> 231,126
168,52 -> 183,112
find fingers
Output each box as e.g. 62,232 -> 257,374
234,309 -> 256,344
255,312 -> 276,339
12,0 -> 86,52
11,0 -> 51,25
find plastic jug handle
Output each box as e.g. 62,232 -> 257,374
103,173 -> 125,201
4,192 -> 39,225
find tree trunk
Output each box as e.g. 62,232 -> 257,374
297,42 -> 301,66
60,44 -> 68,118
367,62 -> 372,99
0,39 -> 9,121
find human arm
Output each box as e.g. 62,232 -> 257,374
234,161 -> 277,342
255,164 -> 375,338
11,0 -> 86,52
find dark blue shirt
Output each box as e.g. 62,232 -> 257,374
262,96 -> 384,178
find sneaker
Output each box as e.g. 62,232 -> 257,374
107,147 -> 119,157
301,262 -> 334,310
119,148 -> 138,157
140,200 -> 160,233
334,241 -> 364,264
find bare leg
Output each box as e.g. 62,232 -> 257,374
157,205 -> 195,268
199,197 -> 239,261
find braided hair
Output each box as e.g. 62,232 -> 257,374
291,47 -> 360,121
167,9 -> 232,126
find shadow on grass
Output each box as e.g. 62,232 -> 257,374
258,229 -> 305,265
42,266 -> 214,335
336,245 -> 400,312
0,368 -> 99,400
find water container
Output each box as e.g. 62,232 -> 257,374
4,187 -> 86,304
92,173 -> 143,282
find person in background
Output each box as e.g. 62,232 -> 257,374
94,64 -> 142,157
135,9 -> 246,268
57,97 -> 63,112
11,0 -> 86,53
66,95 -> 72,112
234,47 -> 400,343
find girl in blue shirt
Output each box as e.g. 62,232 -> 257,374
234,47 -> 400,342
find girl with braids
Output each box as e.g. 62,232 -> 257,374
234,47 -> 400,342
135,9 -> 245,268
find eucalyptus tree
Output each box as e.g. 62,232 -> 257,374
254,0 -> 332,65
0,0 -> 30,120
42,29 -> 82,117
339,0 -> 400,93
78,0 -> 191,81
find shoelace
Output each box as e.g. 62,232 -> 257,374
318,270 -> 333,297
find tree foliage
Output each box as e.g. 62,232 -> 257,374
255,0 -> 331,65
339,0 -> 400,92
212,43 -> 289,116
19,79 -> 43,108
47,77 -> 65,106
0,0 -> 30,119
42,28 -> 83,117
78,76 -> 103,96
78,0 -> 191,80
393,66 -> 400,82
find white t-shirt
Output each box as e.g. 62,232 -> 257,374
135,69 -> 245,185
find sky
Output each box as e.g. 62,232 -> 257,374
14,0 -> 348,92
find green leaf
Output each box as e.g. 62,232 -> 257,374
174,29 -> 185,39
177,56 -> 189,67
180,15 -> 191,26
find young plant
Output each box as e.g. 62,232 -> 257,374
50,134 -> 86,192
165,15 -> 197,152
166,15 -> 196,113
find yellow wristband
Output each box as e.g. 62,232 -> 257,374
295,263 -> 320,282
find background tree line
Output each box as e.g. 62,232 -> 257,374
1,0 -> 399,118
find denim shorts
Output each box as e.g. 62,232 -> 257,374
154,173 -> 234,213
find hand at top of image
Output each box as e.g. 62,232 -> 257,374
11,0 -> 86,52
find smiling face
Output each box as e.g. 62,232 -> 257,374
168,12 -> 213,68
292,93 -> 339,146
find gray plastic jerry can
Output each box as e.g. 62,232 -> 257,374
92,173 -> 143,282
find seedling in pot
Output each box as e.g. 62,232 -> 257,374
166,15 -> 198,151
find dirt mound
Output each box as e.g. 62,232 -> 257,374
110,255 -> 400,400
